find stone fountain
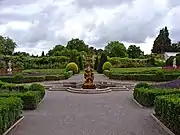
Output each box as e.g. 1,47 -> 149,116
82,65 -> 96,89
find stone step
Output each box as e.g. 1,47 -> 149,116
49,87 -> 66,91
110,87 -> 129,91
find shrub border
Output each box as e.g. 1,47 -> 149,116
2,116 -> 24,135
150,114 -> 175,135
132,97 -> 144,108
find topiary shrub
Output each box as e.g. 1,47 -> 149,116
102,61 -> 112,71
66,62 -> 78,74
97,53 -> 108,74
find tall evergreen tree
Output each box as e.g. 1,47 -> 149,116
41,51 -> 45,57
94,56 -> 98,70
97,53 -> 108,74
152,26 -> 171,54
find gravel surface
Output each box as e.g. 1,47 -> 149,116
10,74 -> 168,135
11,91 -> 168,135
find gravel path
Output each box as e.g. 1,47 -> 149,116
10,74 -> 168,135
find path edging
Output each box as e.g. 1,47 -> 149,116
2,116 -> 24,135
150,114 -> 175,135
132,98 -> 144,108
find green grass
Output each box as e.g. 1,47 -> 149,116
23,69 -> 66,75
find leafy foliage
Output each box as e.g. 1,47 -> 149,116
66,38 -> 89,52
152,26 -> 171,53
127,45 -> 144,58
104,41 -> 127,57
0,97 -> 23,134
0,35 -> 17,55
66,62 -> 79,74
77,55 -> 84,70
133,87 -> 180,107
94,56 -> 98,70
97,53 -> 108,73
102,62 -> 112,71
154,95 -> 180,135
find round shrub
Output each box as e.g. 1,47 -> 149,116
66,62 -> 78,74
102,61 -> 112,71
29,84 -> 45,98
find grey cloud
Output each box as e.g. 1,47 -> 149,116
74,0 -> 134,8
1,0 -> 180,55
0,0 -> 35,6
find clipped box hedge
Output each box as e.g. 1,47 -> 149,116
0,83 -> 45,110
0,97 -> 23,134
154,95 -> 180,135
0,71 -> 73,84
0,76 -> 45,83
105,72 -> 180,82
133,87 -> 180,107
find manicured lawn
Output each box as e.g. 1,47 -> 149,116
23,69 -> 66,75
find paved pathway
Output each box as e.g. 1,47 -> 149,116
11,74 -> 168,135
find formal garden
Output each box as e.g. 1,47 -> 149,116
0,26 -> 180,134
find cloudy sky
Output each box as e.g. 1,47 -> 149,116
0,0 -> 180,55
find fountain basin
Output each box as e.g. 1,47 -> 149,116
67,87 -> 112,94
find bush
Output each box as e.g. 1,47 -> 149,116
0,91 -> 40,110
166,56 -> 174,66
66,62 -> 78,74
94,56 -> 98,70
29,84 -> 45,99
97,53 -> 108,73
77,55 -> 84,70
133,87 -> 180,107
64,71 -> 73,79
103,62 -> 112,71
1,83 -> 28,92
105,73 -> 180,82
135,82 -> 152,89
45,75 -> 61,81
13,73 -> 24,80
154,95 -> 180,135
0,97 -> 23,134
0,76 -> 45,83
155,70 -> 164,80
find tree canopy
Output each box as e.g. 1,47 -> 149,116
152,26 -> 171,54
66,38 -> 89,52
127,45 -> 144,58
0,35 -> 17,55
105,41 -> 127,57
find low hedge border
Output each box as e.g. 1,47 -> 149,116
0,71 -> 73,83
154,95 -> 180,135
0,83 -> 45,110
104,71 -> 180,82
0,97 -> 23,134
133,87 -> 180,107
